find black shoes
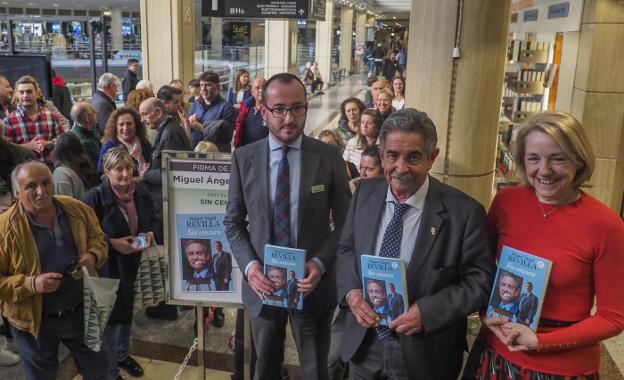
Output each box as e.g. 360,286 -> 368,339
145,302 -> 178,321
118,355 -> 144,377
211,307 -> 225,328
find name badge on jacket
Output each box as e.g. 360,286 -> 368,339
311,184 -> 325,193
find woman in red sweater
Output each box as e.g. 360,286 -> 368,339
467,112 -> 624,379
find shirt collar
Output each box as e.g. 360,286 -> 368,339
194,268 -> 210,278
385,175 -> 429,210
268,133 -> 302,151
24,200 -> 63,229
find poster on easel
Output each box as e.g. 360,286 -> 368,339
162,151 -> 243,307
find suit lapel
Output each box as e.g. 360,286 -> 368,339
406,177 -> 445,276
296,136 -> 320,241
363,180 -> 389,255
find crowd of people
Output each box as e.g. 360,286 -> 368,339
0,52 -> 622,380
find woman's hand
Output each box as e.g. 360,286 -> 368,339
481,315 -> 518,346
501,322 -> 539,352
110,236 -> 140,255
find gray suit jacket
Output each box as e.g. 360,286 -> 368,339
224,135 -> 351,317
336,176 -> 494,380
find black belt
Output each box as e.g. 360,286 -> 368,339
44,304 -> 81,319
539,318 -> 577,328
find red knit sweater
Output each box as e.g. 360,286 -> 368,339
483,186 -> 624,375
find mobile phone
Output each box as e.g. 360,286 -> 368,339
131,235 -> 148,249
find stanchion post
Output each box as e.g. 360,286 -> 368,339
244,309 -> 251,380
196,306 -> 206,380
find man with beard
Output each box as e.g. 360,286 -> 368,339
187,71 -> 236,151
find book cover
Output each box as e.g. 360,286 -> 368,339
262,244 -> 306,310
360,255 -> 409,327
486,245 -> 552,331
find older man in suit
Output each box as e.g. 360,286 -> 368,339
224,72 -> 350,380
336,108 -> 495,380
517,282 -> 539,326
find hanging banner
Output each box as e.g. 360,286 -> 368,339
163,151 -> 242,307
202,0 -> 325,20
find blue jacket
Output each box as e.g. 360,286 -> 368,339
188,95 -> 236,151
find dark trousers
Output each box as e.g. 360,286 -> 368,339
233,309 -> 257,380
251,307 -> 331,380
349,330 -> 410,380
10,308 -> 108,380
328,307 -> 347,380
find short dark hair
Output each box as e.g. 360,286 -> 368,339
361,145 -> 381,166
262,73 -> 307,106
127,58 -> 139,67
380,108 -> 438,155
189,79 -> 200,88
157,85 -> 183,102
198,70 -> 220,84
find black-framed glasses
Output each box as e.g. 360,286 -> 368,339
266,105 -> 307,118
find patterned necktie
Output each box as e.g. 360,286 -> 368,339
273,146 -> 291,247
376,202 -> 410,340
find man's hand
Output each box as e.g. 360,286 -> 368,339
501,322 -> 538,352
247,263 -> 275,299
22,137 -> 44,153
389,302 -> 423,335
346,289 -> 380,328
35,272 -> 62,293
481,315 -> 518,346
110,236 -> 139,255
73,252 -> 98,279
297,260 -> 322,296
188,115 -> 203,132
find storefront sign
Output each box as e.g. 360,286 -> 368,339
511,0 -> 535,13
203,0 -> 324,20
510,13 -> 519,23
523,9 -> 539,22
548,2 -> 569,19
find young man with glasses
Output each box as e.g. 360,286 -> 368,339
225,72 -> 351,380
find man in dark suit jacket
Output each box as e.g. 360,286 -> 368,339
336,109 -> 494,380
92,73 -> 119,137
387,283 -> 405,320
286,270 -> 300,308
517,282 -> 539,326
224,73 -> 350,380
212,240 -> 233,291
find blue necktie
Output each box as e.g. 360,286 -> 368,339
273,146 -> 291,247
375,202 -> 410,340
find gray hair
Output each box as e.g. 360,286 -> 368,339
379,108 -> 438,155
70,102 -> 95,126
11,161 -> 51,196
97,73 -> 120,90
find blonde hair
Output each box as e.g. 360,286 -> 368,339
377,87 -> 394,101
102,146 -> 135,172
194,141 -> 219,153
513,112 -> 595,190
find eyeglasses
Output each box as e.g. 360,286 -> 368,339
266,105 -> 307,118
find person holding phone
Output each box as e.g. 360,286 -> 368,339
82,146 -> 159,380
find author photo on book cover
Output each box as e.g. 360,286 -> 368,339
181,238 -> 216,291
265,265 -> 288,305
489,270 -> 522,318
364,278 -> 391,324
464,112 -> 624,380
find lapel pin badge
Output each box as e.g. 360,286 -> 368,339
430,226 -> 436,236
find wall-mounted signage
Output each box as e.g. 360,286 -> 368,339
523,9 -> 538,22
202,0 -> 325,20
548,2 -> 569,19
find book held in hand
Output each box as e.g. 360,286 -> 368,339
360,255 -> 409,327
486,245 -> 552,331
262,244 -> 305,310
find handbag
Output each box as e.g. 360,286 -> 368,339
82,267 -> 120,352
133,243 -> 167,308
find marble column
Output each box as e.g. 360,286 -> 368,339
570,0 -> 624,212
110,6 -> 123,52
404,0 -> 511,206
211,17 -> 223,59
139,0 -> 195,89
339,6 -> 354,72
355,11 -> 367,73
264,20 -> 297,77
314,0 -> 334,85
